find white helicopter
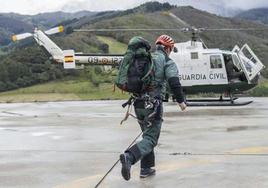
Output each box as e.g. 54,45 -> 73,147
12,13 -> 266,106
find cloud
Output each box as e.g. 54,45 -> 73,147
225,0 -> 268,9
177,0 -> 268,10
0,0 -> 69,14
61,0 -> 174,12
60,0 -> 268,13
0,0 -> 268,15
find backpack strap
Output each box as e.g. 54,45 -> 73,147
141,55 -> 154,81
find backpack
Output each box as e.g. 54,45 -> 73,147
115,36 -> 154,95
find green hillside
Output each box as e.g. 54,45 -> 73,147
0,15 -> 33,45
0,33 -> 128,102
0,11 -> 96,46
97,36 -> 127,54
250,79 -> 268,97
0,78 -> 128,103
1,1 -> 268,101
235,8 -> 268,25
78,5 -> 268,76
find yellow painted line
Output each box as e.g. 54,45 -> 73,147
54,158 -> 219,188
54,174 -> 123,188
54,175 -> 101,188
232,146 -> 268,154
157,159 -> 212,174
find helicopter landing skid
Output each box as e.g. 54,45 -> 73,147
186,97 -> 238,102
186,98 -> 252,107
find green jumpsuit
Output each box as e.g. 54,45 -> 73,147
126,45 -> 182,169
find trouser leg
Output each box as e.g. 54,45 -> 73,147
136,118 -> 162,157
126,102 -> 163,165
141,150 -> 155,168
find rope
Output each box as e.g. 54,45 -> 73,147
94,131 -> 143,188
120,104 -> 134,125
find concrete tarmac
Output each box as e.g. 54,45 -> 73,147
0,98 -> 267,188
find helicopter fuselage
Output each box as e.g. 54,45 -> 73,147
12,28 -> 265,96
65,40 -> 264,95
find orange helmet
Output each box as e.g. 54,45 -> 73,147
155,35 -> 175,49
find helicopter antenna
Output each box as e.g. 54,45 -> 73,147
199,38 -> 208,49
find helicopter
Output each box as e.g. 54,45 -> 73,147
11,12 -> 266,106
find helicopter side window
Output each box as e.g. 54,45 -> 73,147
210,55 -> 222,69
191,52 -> 199,59
232,54 -> 242,70
242,47 -> 257,64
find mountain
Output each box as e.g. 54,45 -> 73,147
77,4 -> 268,72
0,15 -> 33,45
23,11 -> 96,28
2,11 -> 96,28
235,8 -> 268,24
208,6 -> 242,17
1,1 -> 268,92
0,11 -> 96,46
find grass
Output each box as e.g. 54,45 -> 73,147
0,78 -> 129,103
97,36 -> 127,54
1,78 -> 268,103
250,79 -> 268,97
0,36 -> 129,103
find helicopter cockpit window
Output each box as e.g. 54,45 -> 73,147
191,52 -> 199,59
210,55 -> 222,69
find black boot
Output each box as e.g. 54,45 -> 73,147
120,152 -> 133,181
140,168 -> 156,178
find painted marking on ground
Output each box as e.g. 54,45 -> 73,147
54,175 -> 103,188
31,132 -> 53,137
233,146 -> 268,154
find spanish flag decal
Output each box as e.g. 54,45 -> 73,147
64,56 -> 74,63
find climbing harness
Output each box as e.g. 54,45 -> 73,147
120,94 -> 161,127
120,96 -> 137,125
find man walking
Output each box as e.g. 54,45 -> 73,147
120,35 -> 187,180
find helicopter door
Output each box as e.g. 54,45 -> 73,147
232,44 -> 265,82
208,54 -> 228,85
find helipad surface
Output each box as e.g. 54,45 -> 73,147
0,98 -> 267,188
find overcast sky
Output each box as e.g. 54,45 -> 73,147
0,0 -> 268,15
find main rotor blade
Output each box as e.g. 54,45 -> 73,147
12,33 -> 33,41
45,26 -> 64,35
203,28 -> 268,31
74,27 -> 268,33
74,28 -> 184,32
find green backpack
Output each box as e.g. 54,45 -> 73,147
115,36 -> 154,95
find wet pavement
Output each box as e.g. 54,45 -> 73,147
0,98 -> 267,188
